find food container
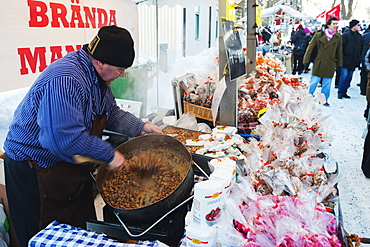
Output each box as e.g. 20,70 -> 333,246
279,116 -> 300,125
96,134 -> 194,225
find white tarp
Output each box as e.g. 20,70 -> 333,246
133,0 -> 217,7
261,5 -> 313,20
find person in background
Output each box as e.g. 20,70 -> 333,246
338,19 -> 363,99
3,26 -> 162,246
303,28 -> 318,74
334,67 -> 341,89
342,25 -> 350,33
290,27 -> 295,42
303,16 -> 342,107
261,41 -> 271,56
261,26 -> 272,44
361,43 -> 370,177
334,27 -> 343,88
359,25 -> 370,95
257,32 -> 264,44
291,24 -> 308,75
363,43 -> 370,119
303,27 -> 313,73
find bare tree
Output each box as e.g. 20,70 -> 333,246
331,0 -> 357,20
366,6 -> 370,21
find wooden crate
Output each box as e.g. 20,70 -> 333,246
183,101 -> 218,122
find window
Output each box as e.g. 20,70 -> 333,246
195,6 -> 200,40
215,20 -> 218,39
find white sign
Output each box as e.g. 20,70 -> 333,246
0,0 -> 138,92
211,76 -> 226,125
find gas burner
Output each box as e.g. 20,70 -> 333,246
87,202 -> 190,246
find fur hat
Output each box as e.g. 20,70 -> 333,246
349,19 -> 360,28
87,26 -> 135,68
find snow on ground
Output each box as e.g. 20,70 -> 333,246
311,69 -> 370,241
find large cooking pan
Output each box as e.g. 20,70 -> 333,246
95,134 -> 194,230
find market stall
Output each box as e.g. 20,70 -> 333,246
24,51 -> 349,247
261,5 -> 314,20
165,56 -> 346,246
0,0 -> 351,246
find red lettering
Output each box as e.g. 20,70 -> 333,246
28,0 -> 49,27
28,1 -> 117,29
18,47 -> 47,75
84,6 -> 96,28
108,10 -> 117,26
50,46 -> 63,63
97,8 -> 108,28
50,2 -> 69,28
18,45 -> 83,75
70,5 -> 85,28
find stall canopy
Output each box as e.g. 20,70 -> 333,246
262,5 -> 314,20
132,0 -> 217,7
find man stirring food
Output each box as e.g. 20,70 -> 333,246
3,25 -> 162,246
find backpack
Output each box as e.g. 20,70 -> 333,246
309,31 -> 324,63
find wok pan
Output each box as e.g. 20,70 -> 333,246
95,134 -> 194,231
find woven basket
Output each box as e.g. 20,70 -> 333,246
183,101 -> 218,122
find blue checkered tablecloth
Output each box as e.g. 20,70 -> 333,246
178,232 -> 187,247
28,221 -> 160,247
28,174 -> 208,247
191,173 -> 208,195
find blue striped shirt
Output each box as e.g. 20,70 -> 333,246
4,47 -> 145,168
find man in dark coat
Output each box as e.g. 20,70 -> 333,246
338,19 -> 364,99
359,26 -> 370,95
261,26 -> 272,43
291,24 -> 308,75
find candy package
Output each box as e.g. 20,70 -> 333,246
185,222 -> 216,247
192,179 -> 224,227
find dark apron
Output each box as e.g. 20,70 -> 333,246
32,113 -> 107,230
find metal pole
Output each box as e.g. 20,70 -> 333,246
246,0 -> 257,75
218,0 -> 227,81
218,0 -> 237,127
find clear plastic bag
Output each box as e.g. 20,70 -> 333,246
174,112 -> 198,131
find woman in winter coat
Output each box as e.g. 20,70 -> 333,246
303,16 -> 342,106
291,24 -> 308,75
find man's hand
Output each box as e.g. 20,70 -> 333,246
141,123 -> 162,135
106,150 -> 129,172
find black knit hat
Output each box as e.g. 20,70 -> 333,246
349,19 -> 360,28
87,26 -> 135,67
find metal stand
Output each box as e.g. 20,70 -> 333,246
171,73 -> 196,119
219,75 -> 237,126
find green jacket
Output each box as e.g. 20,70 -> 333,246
303,31 -> 342,78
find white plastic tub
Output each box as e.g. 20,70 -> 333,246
115,99 -> 142,118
